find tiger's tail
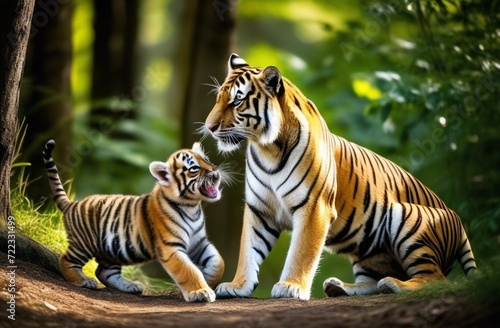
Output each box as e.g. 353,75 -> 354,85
458,233 -> 477,277
42,140 -> 71,211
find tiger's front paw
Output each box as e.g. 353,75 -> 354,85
215,282 -> 256,298
271,281 -> 309,300
323,277 -> 348,297
184,288 -> 216,303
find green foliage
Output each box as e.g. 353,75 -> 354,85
395,256 -> 500,306
356,0 -> 500,259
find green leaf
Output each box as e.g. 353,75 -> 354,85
12,162 -> 31,168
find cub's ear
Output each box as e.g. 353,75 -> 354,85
191,142 -> 205,156
262,66 -> 284,97
228,53 -> 249,73
149,161 -> 171,186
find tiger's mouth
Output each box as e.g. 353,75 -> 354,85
216,134 -> 245,153
199,174 -> 221,200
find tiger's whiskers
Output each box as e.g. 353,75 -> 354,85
203,76 -> 221,96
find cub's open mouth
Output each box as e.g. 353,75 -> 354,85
200,181 -> 219,199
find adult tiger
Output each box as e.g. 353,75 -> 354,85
204,54 -> 476,300
43,140 -> 225,302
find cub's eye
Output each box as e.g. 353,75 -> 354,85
189,166 -> 200,173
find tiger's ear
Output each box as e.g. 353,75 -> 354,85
149,161 -> 171,186
262,66 -> 284,97
191,142 -> 205,156
228,53 -> 249,73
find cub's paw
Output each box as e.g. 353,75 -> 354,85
377,277 -> 402,294
184,288 -> 216,303
79,278 -> 99,290
215,282 -> 255,299
271,281 -> 309,300
121,281 -> 144,294
323,277 -> 348,297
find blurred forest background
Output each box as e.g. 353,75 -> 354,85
9,0 -> 499,298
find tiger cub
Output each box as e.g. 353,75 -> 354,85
43,140 -> 224,302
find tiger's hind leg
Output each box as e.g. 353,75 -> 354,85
59,252 -> 98,289
377,274 -> 446,294
378,202 -> 451,294
324,254 -> 403,297
96,263 -> 143,294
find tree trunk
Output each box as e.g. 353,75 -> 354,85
173,0 -> 243,279
20,0 -> 73,205
0,0 -> 36,224
90,0 -> 139,137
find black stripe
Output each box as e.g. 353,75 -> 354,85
354,266 -> 385,281
201,255 -> 213,267
363,184 -> 371,213
325,208 -> 358,245
352,175 -> 359,199
398,214 -> 422,260
252,246 -> 266,261
336,243 -> 357,254
163,241 -> 186,249
247,203 -> 280,239
405,256 -> 436,270
280,157 -> 314,197
411,269 -> 435,276
252,227 -> 272,252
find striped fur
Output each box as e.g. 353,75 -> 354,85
43,140 -> 224,302
204,54 -> 476,300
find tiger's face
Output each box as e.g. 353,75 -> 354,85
205,54 -> 285,153
149,143 -> 221,203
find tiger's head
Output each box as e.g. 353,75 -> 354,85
149,142 -> 221,203
205,54 -> 285,153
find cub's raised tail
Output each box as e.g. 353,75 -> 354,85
42,140 -> 71,211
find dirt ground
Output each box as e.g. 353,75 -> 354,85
0,254 -> 497,328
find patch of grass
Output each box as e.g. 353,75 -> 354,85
10,165 -> 101,278
395,279 -> 469,303
123,265 -> 177,296
11,168 -> 68,253
395,258 -> 500,306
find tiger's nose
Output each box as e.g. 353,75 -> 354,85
206,122 -> 221,133
209,169 -> 219,179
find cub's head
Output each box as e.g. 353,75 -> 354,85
149,143 -> 221,203
204,54 -> 285,153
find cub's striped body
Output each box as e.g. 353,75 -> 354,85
204,54 -> 476,300
43,140 -> 224,302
